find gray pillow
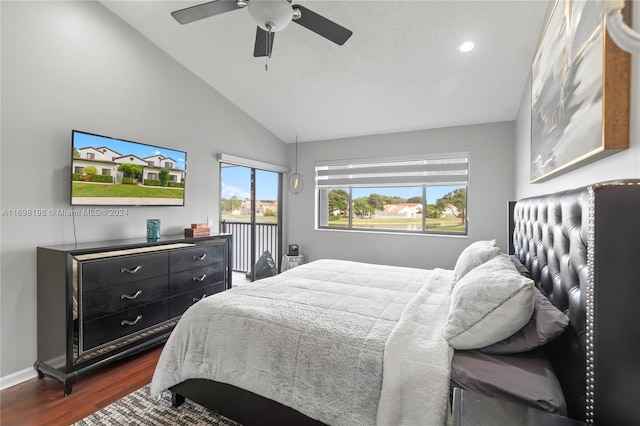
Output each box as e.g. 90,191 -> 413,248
450,349 -> 567,415
509,255 -> 531,278
445,254 -> 535,350
452,240 -> 500,283
477,287 -> 569,354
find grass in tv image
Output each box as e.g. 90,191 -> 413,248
71,131 -> 186,206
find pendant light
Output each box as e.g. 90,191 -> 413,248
289,135 -> 303,194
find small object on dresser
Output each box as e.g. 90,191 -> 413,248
191,223 -> 208,229
185,227 -> 211,238
146,219 -> 161,241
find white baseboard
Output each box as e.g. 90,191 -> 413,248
0,367 -> 38,391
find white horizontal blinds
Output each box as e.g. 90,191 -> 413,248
316,154 -> 469,188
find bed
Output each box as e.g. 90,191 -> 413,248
150,179 -> 640,425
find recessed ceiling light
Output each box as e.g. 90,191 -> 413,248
459,41 -> 475,53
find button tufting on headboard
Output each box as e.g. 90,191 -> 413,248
513,190 -> 588,317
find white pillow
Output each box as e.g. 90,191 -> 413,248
444,254 -> 535,350
452,239 -> 500,283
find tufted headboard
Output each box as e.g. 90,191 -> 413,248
510,179 -> 640,425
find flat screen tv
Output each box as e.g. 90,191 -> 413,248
71,130 -> 187,206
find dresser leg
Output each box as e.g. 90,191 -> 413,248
63,382 -> 73,396
63,371 -> 78,396
34,360 -> 45,379
33,359 -> 77,395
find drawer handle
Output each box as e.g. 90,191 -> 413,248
192,274 -> 207,282
120,290 -> 143,300
192,253 -> 207,261
121,315 -> 142,326
192,294 -> 207,303
120,265 -> 142,274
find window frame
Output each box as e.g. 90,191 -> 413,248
315,153 -> 469,236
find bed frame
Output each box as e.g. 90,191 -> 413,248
171,179 -> 640,425
510,179 -> 640,424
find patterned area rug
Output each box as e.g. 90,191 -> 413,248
74,385 -> 241,426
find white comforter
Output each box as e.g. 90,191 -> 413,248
150,259 -> 453,426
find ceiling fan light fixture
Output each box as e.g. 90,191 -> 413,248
248,0 -> 293,32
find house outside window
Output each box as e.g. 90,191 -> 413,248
316,153 -> 469,235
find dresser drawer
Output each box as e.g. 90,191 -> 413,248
169,282 -> 226,318
82,299 -> 170,350
169,263 -> 225,296
81,276 -> 169,321
170,243 -> 224,273
80,252 -> 169,292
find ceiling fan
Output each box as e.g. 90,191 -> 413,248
171,0 -> 353,60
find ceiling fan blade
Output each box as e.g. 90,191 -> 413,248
292,5 -> 353,45
254,27 -> 276,57
171,1 -> 240,25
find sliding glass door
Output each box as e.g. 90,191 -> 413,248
220,163 -> 282,281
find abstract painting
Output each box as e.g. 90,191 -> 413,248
530,0 -> 630,183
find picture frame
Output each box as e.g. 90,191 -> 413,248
530,0 -> 631,183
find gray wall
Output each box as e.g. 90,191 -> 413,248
514,1 -> 640,197
284,122 -> 516,271
0,1 -> 285,380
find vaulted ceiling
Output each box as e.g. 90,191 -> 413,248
101,1 -> 550,143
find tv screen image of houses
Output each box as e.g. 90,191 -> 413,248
71,130 -> 187,206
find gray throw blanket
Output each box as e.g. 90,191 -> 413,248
151,259 -> 452,425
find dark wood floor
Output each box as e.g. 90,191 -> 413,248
0,345 -> 163,426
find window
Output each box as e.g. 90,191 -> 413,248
165,161 -> 174,169
86,153 -> 95,160
316,153 -> 468,235
101,169 -> 111,176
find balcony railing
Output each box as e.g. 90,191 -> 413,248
220,220 -> 279,274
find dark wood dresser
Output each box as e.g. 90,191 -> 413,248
35,234 -> 232,395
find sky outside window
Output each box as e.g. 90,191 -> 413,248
221,167 -> 279,200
